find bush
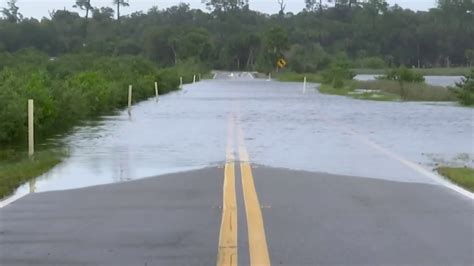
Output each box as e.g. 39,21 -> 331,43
352,80 -> 456,101
452,69 -> 474,106
0,50 -> 204,145
382,66 -> 425,83
321,60 -> 355,88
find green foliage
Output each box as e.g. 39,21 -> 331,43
352,80 -> 456,102
437,166 -> 474,192
0,149 -> 63,198
319,83 -> 399,101
288,43 -> 330,73
0,50 -> 198,145
321,60 -> 355,88
353,67 -> 471,76
275,72 -> 323,83
382,67 -> 425,83
452,69 -> 474,106
354,57 -> 387,69
1,1 -> 473,71
466,50 -> 474,67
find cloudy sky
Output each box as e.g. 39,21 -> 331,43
6,0 -> 437,19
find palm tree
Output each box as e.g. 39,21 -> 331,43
113,0 -> 130,23
73,0 -> 93,38
73,0 -> 93,21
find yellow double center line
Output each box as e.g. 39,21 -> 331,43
217,117 -> 271,266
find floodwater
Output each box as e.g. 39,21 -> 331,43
355,74 -> 463,87
3,73 -> 473,202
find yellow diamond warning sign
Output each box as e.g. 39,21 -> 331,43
277,58 -> 287,68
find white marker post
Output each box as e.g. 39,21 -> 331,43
28,99 -> 34,156
180,77 -> 183,89
268,73 -> 271,81
303,76 -> 307,93
193,75 -> 196,84
155,82 -> 159,101
128,85 -> 132,115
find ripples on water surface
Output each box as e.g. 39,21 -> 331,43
7,75 -> 474,201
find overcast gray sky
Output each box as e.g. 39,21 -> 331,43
6,0 -> 437,19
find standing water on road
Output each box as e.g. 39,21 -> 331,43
4,75 -> 474,202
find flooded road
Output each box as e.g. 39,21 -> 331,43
4,74 -> 474,201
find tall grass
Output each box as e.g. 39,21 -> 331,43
353,67 -> 470,76
437,167 -> 474,192
0,50 -> 207,145
274,72 -> 323,83
0,149 -> 63,198
351,80 -> 456,101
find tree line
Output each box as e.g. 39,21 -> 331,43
1,0 -> 473,73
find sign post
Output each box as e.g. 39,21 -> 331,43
128,85 -> 132,115
303,76 -> 307,93
28,99 -> 34,156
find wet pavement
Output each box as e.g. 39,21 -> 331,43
3,73 -> 474,201
1,73 -> 473,265
1,166 -> 473,265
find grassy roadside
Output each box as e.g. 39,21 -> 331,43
437,167 -> 474,192
274,72 -> 324,83
0,149 -> 64,198
353,67 -> 471,76
317,80 -> 456,102
352,80 -> 456,101
201,72 -> 215,79
318,83 -> 399,101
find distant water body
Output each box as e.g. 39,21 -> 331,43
355,75 -> 463,87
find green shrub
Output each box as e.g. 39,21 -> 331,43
382,66 -> 425,83
0,50 -> 205,145
321,60 -> 355,88
452,69 -> 474,106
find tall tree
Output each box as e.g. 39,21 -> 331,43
304,0 -> 317,12
363,0 -> 388,30
1,0 -> 22,23
202,0 -> 249,12
113,0 -> 130,22
74,0 -> 93,21
277,0 -> 286,16
73,0 -> 93,36
305,0 -> 324,12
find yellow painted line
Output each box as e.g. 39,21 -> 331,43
237,126 -> 271,266
217,117 -> 238,266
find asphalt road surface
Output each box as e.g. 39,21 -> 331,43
1,73 -> 473,265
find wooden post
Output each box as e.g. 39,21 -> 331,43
128,85 -> 132,115
155,82 -> 159,101
303,76 -> 307,93
28,99 -> 34,156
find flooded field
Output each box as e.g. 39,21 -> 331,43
355,74 -> 463,87
4,76 -> 473,202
